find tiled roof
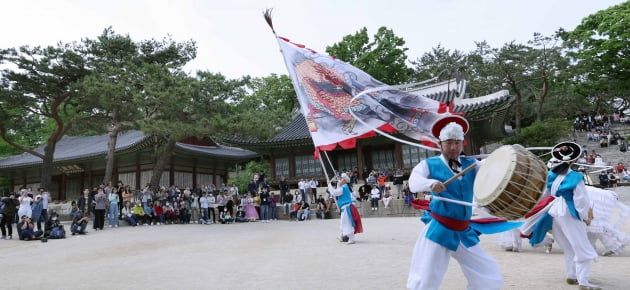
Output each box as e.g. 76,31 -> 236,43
406,78 -> 467,102
175,143 -> 258,159
0,130 -> 257,168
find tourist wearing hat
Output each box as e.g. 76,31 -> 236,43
528,142 -> 600,290
327,172 -> 363,244
406,119 -> 504,290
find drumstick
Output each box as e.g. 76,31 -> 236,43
443,163 -> 477,186
425,164 -> 478,207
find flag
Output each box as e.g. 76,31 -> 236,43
275,36 -> 467,152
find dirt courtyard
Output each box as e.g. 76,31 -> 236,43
1,206 -> 628,290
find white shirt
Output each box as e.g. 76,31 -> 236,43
199,196 -> 209,209
41,192 -> 50,209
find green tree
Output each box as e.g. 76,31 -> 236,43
559,1 -> 630,114
226,74 -> 296,140
80,28 -> 197,184
410,45 -> 470,83
227,160 -> 270,194
0,42 -> 89,191
502,118 -> 572,147
326,27 -> 411,85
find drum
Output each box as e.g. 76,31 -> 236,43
474,144 -> 548,220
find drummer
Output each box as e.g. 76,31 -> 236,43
528,142 -> 600,290
406,120 -> 503,290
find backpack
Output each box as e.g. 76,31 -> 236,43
49,226 -> 66,239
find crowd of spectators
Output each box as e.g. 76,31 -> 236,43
1,167 -> 419,242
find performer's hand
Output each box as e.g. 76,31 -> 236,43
583,219 -> 591,226
430,182 -> 445,194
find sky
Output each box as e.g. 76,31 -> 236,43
1,0 -> 626,79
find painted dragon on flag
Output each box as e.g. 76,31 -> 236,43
265,10 -> 468,152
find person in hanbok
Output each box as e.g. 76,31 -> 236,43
243,193 -> 259,221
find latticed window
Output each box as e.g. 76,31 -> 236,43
295,155 -> 322,177
275,157 -> 289,177
117,172 -> 137,189
401,144 -> 431,168
337,152 -> 357,172
371,149 -> 395,170
196,173 -> 214,187
173,171 -> 193,189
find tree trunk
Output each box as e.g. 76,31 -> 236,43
40,142 -> 56,192
103,111 -> 122,184
536,77 -> 549,121
508,76 -> 523,133
149,137 -> 177,192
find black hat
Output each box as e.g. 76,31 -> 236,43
551,142 -> 582,163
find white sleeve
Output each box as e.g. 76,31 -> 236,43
329,185 -> 344,197
572,181 -> 591,220
408,160 -> 439,193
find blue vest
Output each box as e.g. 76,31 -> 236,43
529,170 -> 584,246
337,184 -> 353,207
547,170 -> 583,220
423,156 -> 479,251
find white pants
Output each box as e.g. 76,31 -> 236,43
339,206 -> 355,242
407,222 -> 503,290
552,214 -> 598,285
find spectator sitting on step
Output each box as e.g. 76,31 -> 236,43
622,169 -> 630,182
122,202 -> 137,226
616,163 -> 626,173
289,202 -> 300,221
382,186 -> 394,208
153,201 -> 165,225
132,202 -> 148,225
609,173 -> 618,187
600,137 -> 608,147
370,185 -> 380,211
599,172 -> 610,188
297,201 -> 310,221
593,155 -> 606,167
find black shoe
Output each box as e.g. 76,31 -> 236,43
566,278 -> 578,285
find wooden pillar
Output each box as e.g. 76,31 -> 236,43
169,163 -> 175,186
60,174 -> 67,200
394,142 -> 403,169
270,155 -> 276,179
192,158 -> 197,189
135,163 -> 141,190
356,146 -> 364,175
289,154 -> 295,179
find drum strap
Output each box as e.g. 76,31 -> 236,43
430,212 -> 470,231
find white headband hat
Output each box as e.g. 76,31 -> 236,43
439,122 -> 465,141
340,173 -> 350,183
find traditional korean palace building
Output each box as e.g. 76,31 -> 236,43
0,130 -> 258,200
224,79 -> 515,183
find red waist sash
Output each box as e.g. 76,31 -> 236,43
430,212 -> 470,231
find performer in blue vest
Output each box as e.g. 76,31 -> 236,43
328,172 -> 362,244
528,142 -> 600,290
406,121 -> 503,290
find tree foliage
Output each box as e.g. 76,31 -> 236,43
559,1 -> 630,113
502,118 -> 572,147
326,27 -> 411,85
0,42 -> 90,189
